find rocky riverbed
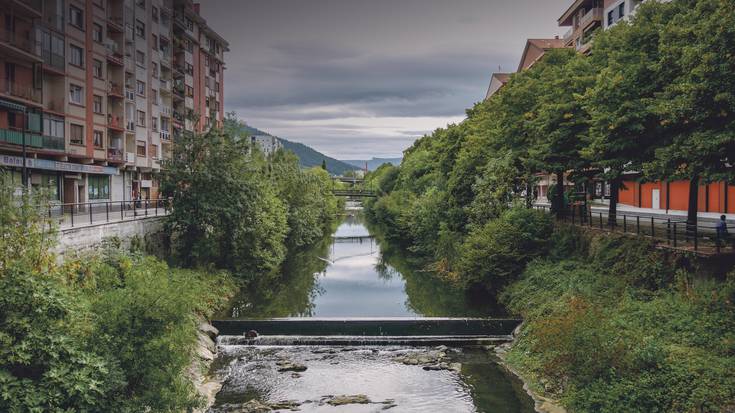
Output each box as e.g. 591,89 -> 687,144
205,341 -> 534,412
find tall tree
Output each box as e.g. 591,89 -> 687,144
527,50 -> 595,219
644,0 -> 735,231
582,2 -> 673,226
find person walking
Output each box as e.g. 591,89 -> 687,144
716,215 -> 730,248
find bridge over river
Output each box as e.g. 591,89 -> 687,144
207,214 -> 533,412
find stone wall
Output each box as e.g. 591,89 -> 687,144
54,217 -> 166,260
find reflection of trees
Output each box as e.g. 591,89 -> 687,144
225,234 -> 332,318
367,221 -> 506,317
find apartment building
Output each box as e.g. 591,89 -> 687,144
250,134 -> 282,158
0,0 -> 226,205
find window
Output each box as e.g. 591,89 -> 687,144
186,40 -> 193,53
135,50 -> 145,66
151,117 -> 158,132
137,110 -> 146,126
150,144 -> 158,158
204,55 -> 209,67
43,116 -> 65,139
185,63 -> 193,75
88,175 -> 110,200
185,16 -> 193,31
152,6 -> 159,22
618,3 -> 625,18
135,20 -> 145,38
151,88 -> 158,104
93,23 -> 103,42
93,95 -> 102,114
93,59 -> 103,78
215,81 -> 220,92
152,34 -> 158,50
608,10 -> 614,26
69,5 -> 84,29
136,140 -> 146,156
69,84 -> 83,105
70,123 -> 84,145
93,130 -> 103,148
151,62 -> 158,78
185,85 -> 193,97
136,0 -> 145,9
70,44 -> 84,67
136,80 -> 146,96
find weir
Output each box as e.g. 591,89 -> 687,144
213,318 -> 522,345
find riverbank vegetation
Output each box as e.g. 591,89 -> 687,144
163,115 -> 343,287
364,0 -> 735,410
0,182 -> 236,411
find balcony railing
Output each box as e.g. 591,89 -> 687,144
108,82 -> 124,97
580,7 -> 603,30
0,128 -> 64,151
0,28 -> 40,56
160,130 -> 171,141
107,148 -> 124,161
1,79 -> 42,104
108,115 -> 125,130
563,27 -> 574,43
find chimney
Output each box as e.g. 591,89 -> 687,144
193,3 -> 200,14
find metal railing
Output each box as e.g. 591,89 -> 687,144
49,198 -> 171,229
536,205 -> 735,255
0,28 -> 40,55
1,79 -> 42,103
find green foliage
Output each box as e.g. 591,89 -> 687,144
164,119 -> 341,282
0,177 -> 237,412
503,235 -> 735,412
457,208 -> 553,292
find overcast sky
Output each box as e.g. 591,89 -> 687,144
198,0 -> 569,159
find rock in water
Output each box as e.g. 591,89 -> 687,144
245,330 -> 259,338
325,394 -> 371,406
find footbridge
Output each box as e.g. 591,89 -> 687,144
332,189 -> 377,198
212,318 -> 522,346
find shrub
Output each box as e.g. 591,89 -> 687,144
457,207 -> 553,292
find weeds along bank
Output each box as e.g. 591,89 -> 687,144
0,121 -> 342,411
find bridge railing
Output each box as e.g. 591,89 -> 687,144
46,198 -> 172,229
536,205 -> 734,255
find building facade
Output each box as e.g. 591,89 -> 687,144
0,0 -> 226,204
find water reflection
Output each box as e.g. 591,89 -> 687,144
222,214 -> 504,319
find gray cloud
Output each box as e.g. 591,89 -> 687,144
198,0 -> 569,158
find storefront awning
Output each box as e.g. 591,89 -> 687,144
0,99 -> 26,112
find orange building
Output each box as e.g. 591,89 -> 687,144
619,179 -> 735,214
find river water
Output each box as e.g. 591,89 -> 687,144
209,213 -> 534,412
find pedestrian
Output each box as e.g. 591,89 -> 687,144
716,215 -> 730,247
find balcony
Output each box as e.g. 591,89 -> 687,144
105,41 -> 124,66
125,152 -> 135,163
107,14 -> 124,32
41,49 -> 65,73
126,121 -> 135,132
108,115 -> 125,131
125,89 -> 135,101
159,78 -> 172,93
42,12 -> 64,32
580,7 -> 603,30
108,82 -> 124,98
160,130 -> 171,141
10,0 -> 42,17
1,79 -> 42,104
563,27 -> 574,43
0,28 -> 41,60
0,128 -> 64,151
107,148 -> 124,162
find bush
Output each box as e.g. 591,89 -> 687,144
457,207 -> 553,292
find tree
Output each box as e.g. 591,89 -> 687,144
527,50 -> 595,219
582,4 -> 672,226
321,159 -> 327,171
161,126 -> 288,279
644,0 -> 735,231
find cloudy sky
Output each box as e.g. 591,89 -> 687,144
198,0 -> 569,160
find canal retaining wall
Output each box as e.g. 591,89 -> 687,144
54,216 -> 166,259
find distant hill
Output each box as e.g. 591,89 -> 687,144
344,158 -> 403,172
278,139 -> 358,175
225,120 -> 358,175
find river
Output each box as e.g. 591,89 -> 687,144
208,213 -> 534,412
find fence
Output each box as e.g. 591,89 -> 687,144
536,204 -> 734,256
48,198 -> 171,229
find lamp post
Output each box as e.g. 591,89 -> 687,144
22,107 -> 27,187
